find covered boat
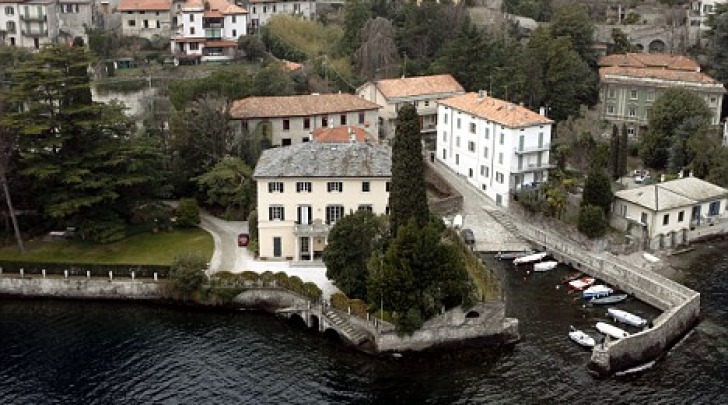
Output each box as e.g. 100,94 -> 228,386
596,322 -> 630,339
513,252 -> 548,265
568,276 -> 595,291
583,285 -> 613,299
495,250 -> 535,260
533,261 -> 558,272
589,294 -> 628,305
568,326 -> 595,348
607,308 -> 647,328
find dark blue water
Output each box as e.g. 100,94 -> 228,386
1,244 -> 727,404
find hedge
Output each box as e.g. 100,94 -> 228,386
0,260 -> 170,278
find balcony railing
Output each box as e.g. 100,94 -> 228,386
20,14 -> 47,22
22,28 -> 48,37
512,162 -> 555,174
514,144 -> 550,154
294,222 -> 330,236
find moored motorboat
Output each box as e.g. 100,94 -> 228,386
495,250 -> 535,260
568,276 -> 596,291
568,325 -> 595,348
607,308 -> 647,328
589,294 -> 628,305
596,322 -> 630,339
533,261 -> 558,272
583,284 -> 613,299
513,252 -> 548,265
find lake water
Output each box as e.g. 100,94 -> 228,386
1,244 -> 727,404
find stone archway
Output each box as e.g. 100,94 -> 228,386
309,314 -> 320,331
648,39 -> 666,53
323,328 -> 342,342
289,313 -> 307,329
465,311 -> 480,319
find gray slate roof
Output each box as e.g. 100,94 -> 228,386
253,142 -> 391,178
615,177 -> 728,211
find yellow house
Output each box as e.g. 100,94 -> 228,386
253,142 -> 391,260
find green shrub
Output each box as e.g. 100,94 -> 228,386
330,292 -> 349,311
578,204 -> 607,239
302,282 -> 322,301
349,299 -> 368,318
260,270 -> 275,284
396,307 -> 423,336
176,198 -> 200,227
169,252 -> 208,293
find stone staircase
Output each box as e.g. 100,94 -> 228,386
486,209 -> 526,242
323,309 -> 370,346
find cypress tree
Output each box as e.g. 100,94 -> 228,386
609,124 -> 620,180
618,123 -> 629,179
388,103 -> 428,235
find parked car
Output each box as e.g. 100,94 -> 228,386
461,228 -> 475,246
237,233 -> 249,247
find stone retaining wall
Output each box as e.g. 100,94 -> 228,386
0,277 -> 163,299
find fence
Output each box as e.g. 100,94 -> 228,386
0,260 -> 170,279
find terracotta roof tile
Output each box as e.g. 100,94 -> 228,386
374,74 -> 465,99
183,0 -> 246,13
599,66 -> 723,87
438,92 -> 553,128
117,0 -> 171,11
598,53 -> 700,71
230,94 -> 381,119
313,126 -> 376,144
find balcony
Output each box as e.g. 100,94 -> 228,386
203,22 -> 223,29
22,28 -> 48,37
294,221 -> 330,237
512,162 -> 555,174
205,28 -> 222,40
514,144 -> 550,154
20,14 -> 47,22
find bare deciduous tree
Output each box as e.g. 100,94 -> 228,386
355,17 -> 401,81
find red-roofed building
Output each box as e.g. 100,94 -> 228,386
436,91 -> 554,207
171,0 -> 247,62
117,0 -> 174,39
598,52 -> 725,137
313,126 -> 376,144
356,74 -> 465,138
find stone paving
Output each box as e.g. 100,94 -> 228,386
430,161 -> 531,253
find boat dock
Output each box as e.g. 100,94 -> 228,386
431,161 -> 701,377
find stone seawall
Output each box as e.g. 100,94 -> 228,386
0,277 -> 163,300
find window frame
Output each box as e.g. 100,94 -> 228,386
268,181 -> 284,193
327,181 -> 343,193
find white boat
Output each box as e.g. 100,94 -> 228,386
513,252 -> 547,265
596,322 -> 630,339
583,285 -> 613,299
568,276 -> 595,291
607,308 -> 647,328
533,261 -> 558,272
568,326 -> 595,348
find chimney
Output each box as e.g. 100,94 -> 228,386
539,106 -> 547,116
348,127 -> 356,144
477,90 -> 487,100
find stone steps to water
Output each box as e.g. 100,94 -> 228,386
323,309 -> 369,345
487,209 -> 526,241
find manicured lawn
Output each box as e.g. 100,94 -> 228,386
0,228 -> 213,265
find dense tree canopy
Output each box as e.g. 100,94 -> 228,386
582,170 -> 613,213
195,157 -> 256,220
388,103 -> 428,234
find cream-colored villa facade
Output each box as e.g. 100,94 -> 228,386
356,74 -> 465,138
253,142 -> 391,260
230,93 -> 380,147
611,176 -> 728,250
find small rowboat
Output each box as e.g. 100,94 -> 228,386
590,294 -> 628,305
514,252 -> 548,265
607,308 -> 647,328
568,325 -> 595,348
583,285 -> 613,299
533,261 -> 558,272
596,322 -> 630,339
568,276 -> 595,291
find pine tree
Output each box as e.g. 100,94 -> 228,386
388,103 -> 428,235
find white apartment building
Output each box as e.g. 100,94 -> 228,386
436,91 -> 553,207
171,0 -> 247,62
247,0 -> 315,33
229,93 -> 381,147
0,0 -> 60,48
356,74 -> 465,138
116,0 -> 172,39
253,142 -> 391,260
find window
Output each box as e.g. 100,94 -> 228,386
499,133 -> 504,145
232,15 -> 236,23
483,147 -> 489,158
358,204 -> 373,212
484,127 -> 489,139
630,89 -> 638,100
456,118 -> 461,129
627,127 -> 636,136
710,96 -> 717,105
269,206 -> 285,221
607,105 -> 615,115
608,88 -> 616,98
455,154 -> 459,165
640,212 -> 648,225
190,14 -> 195,22
303,118 -> 310,129
283,119 -> 290,131
709,201 -> 721,216
362,181 -> 370,192
263,6 -> 267,12
296,181 -> 312,192
340,114 -> 347,125
496,172 -> 504,183
268,182 -> 284,193
128,20 -> 136,27
297,205 -> 312,224
469,122 -> 476,134
6,21 -> 15,33
480,165 -> 485,176
443,114 -> 448,124
456,137 -> 460,147
386,182 -> 391,192
282,138 -> 291,146
232,29 -> 237,37
358,112 -> 365,124
468,141 -> 475,152
5,6 -> 14,15
628,106 -> 636,117
327,182 -> 343,192
322,116 -> 328,127
663,214 -> 669,225
144,20 -> 149,28
326,205 -> 345,224
424,100 -> 430,107
156,21 -> 160,28
191,27 -> 196,35
189,42 -> 199,51
498,153 -> 503,164
442,131 -> 447,142
678,211 -> 685,222
647,91 -> 655,101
